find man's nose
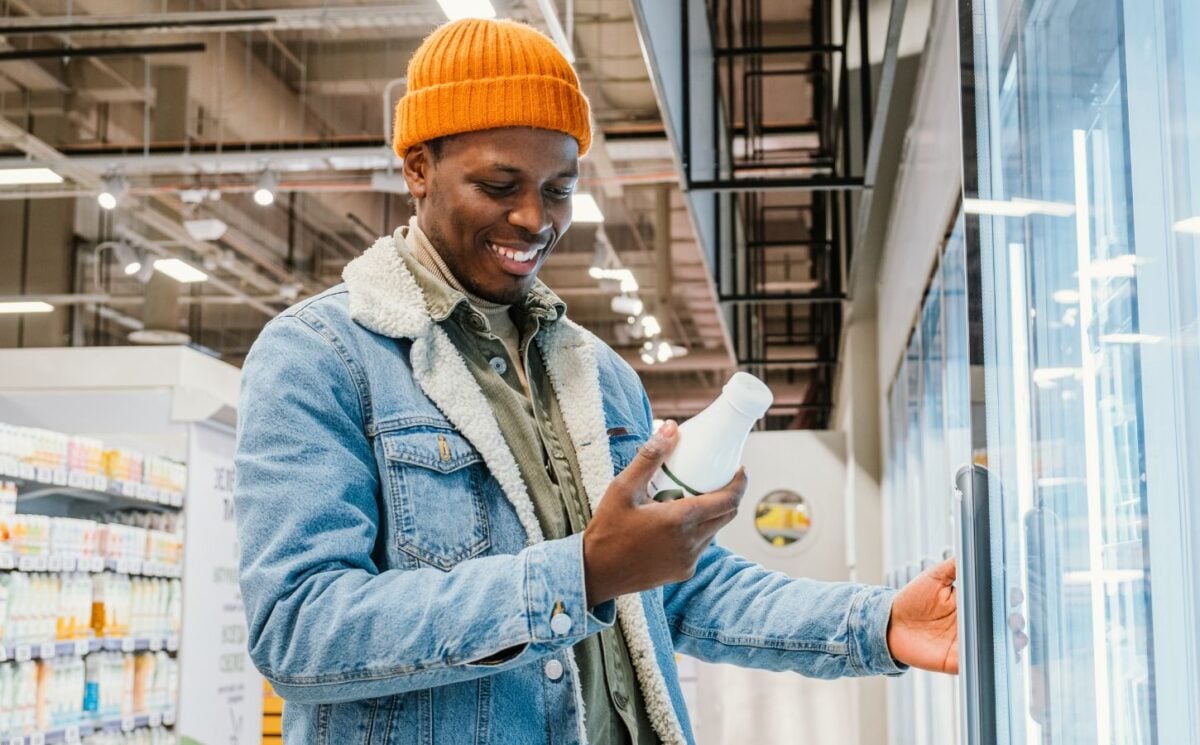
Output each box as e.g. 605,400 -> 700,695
507,190 -> 553,237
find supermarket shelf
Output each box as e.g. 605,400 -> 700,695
0,635 -> 179,663
0,460 -> 184,512
1,707 -> 176,745
0,554 -> 182,579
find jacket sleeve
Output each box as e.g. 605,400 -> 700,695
235,315 -> 614,704
660,537 -> 907,678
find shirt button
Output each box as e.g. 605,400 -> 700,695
488,356 -> 508,375
544,659 -> 564,681
552,449 -> 565,459
550,612 -> 573,636
467,314 -> 487,331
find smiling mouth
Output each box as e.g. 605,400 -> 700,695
487,241 -> 542,264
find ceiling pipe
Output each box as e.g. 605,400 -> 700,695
0,7 -> 440,35
0,42 -> 205,61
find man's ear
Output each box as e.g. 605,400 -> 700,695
403,144 -> 431,199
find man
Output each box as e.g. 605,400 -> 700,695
234,18 -> 957,745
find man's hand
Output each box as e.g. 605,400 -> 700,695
583,420 -> 748,606
887,558 -> 959,674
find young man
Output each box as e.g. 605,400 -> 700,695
234,18 -> 957,745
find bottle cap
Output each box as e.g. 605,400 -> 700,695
722,372 -> 773,419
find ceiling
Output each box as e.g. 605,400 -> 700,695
0,0 -> 839,423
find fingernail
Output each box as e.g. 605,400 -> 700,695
659,420 -> 677,437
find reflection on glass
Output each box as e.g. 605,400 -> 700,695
963,0 -> 1200,741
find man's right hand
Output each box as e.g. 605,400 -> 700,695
582,420 -> 748,606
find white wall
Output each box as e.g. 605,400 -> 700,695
683,430 -> 860,745
874,0 -> 964,392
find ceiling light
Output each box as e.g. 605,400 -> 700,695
572,193 -> 605,223
655,341 -> 672,363
253,171 -> 278,206
640,351 -> 656,365
97,174 -> 128,210
1052,289 -> 1080,304
640,315 -> 661,337
0,301 -> 54,314
963,197 -> 1074,218
183,218 -> 228,242
1085,254 -> 1138,279
1100,333 -> 1164,345
111,242 -> 141,276
436,0 -> 496,20
611,295 -> 644,316
153,258 -> 208,283
589,225 -> 615,278
0,167 -> 62,186
1172,216 -> 1200,234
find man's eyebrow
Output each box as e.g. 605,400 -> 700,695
490,162 -> 578,179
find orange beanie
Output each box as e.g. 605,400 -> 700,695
394,18 -> 592,158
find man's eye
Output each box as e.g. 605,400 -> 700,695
547,188 -> 573,200
479,182 -> 515,194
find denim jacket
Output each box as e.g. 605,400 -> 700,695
234,229 -> 905,745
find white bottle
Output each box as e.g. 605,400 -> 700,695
647,372 -> 773,500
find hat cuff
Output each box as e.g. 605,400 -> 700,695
394,74 -> 592,157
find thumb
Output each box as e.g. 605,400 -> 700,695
614,420 -> 678,499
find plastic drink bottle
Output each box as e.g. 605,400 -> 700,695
646,372 -> 773,500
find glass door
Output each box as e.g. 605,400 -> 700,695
958,0 -> 1200,742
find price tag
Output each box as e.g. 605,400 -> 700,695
165,635 -> 179,652
39,643 -> 55,659
17,556 -> 35,573
0,553 -> 15,570
0,454 -> 15,476
32,556 -> 47,572
94,475 -> 107,492
35,466 -> 52,484
52,468 -> 67,486
120,638 -> 136,653
129,560 -> 143,576
147,712 -> 162,728
0,645 -> 7,662
28,733 -> 43,745
91,557 -> 104,573
120,716 -> 135,733
18,462 -> 35,480
14,645 -> 31,662
148,638 -> 162,652
115,559 -> 129,575
74,640 -> 89,656
47,556 -> 61,572
6,736 -> 22,745
63,725 -> 80,744
162,709 -> 176,726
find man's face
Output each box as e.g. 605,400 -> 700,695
403,127 -> 580,305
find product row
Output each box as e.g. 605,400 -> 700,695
0,509 -> 183,572
0,575 -> 182,648
0,652 -> 178,738
0,424 -> 187,502
83,727 -> 177,745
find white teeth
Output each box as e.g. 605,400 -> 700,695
489,242 -> 538,263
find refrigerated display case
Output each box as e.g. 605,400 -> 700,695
956,0 -> 1200,743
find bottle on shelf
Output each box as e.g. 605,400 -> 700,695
646,372 -> 773,501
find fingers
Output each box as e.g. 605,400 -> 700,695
616,420 -> 679,492
927,557 -> 956,584
660,468 -> 747,525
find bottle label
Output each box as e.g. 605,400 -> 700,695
647,465 -> 699,502
83,681 -> 99,712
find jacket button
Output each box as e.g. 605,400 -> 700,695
550,612 -> 573,636
613,690 -> 630,709
544,659 -> 564,681
488,356 -> 508,375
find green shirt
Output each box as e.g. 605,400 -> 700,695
396,233 -> 659,745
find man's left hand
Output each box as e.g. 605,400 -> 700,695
886,558 -> 958,674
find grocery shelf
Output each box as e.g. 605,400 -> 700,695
1,706 -> 176,745
0,635 -> 179,663
0,553 -> 182,579
0,463 -> 183,513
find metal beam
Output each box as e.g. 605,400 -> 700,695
0,7 -> 440,35
687,176 -> 864,192
719,293 -> 846,305
0,42 -> 205,61
714,43 -> 843,56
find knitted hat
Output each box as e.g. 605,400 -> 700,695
393,18 -> 592,158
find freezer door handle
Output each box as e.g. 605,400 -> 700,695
954,463 -> 997,745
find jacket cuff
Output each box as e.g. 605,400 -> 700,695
848,586 -> 908,676
523,533 -> 611,643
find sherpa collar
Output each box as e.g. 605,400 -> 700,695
341,234 -> 688,745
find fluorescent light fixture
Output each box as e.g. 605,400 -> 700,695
436,0 -> 496,21
0,301 -> 54,314
153,258 -> 208,283
183,218 -> 228,242
640,351 -> 656,365
1100,333 -> 1164,345
572,193 -> 605,223
610,295 -> 644,316
963,197 -> 1074,218
253,171 -> 278,206
1173,216 -> 1200,234
1032,367 -> 1082,389
97,174 -> 128,210
1086,254 -> 1138,279
1052,289 -> 1080,304
0,167 -> 62,186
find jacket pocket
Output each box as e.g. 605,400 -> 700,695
607,429 -> 643,476
382,428 -> 491,570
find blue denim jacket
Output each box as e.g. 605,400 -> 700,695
234,230 -> 904,745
